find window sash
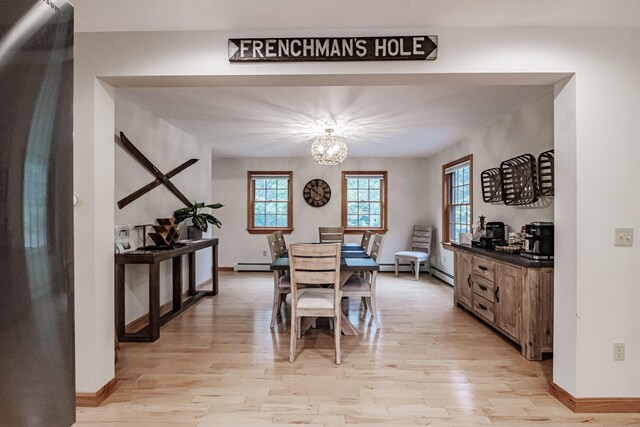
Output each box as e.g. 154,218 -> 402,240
251,175 -> 290,180
442,156 -> 472,243
344,174 -> 384,180
342,171 -> 387,231
444,160 -> 470,175
248,171 -> 293,232
446,169 -> 471,243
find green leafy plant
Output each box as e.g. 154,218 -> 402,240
174,202 -> 224,232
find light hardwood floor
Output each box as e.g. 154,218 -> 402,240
76,272 -> 640,426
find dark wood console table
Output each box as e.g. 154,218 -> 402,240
115,238 -> 218,342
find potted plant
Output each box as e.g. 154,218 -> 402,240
174,202 -> 224,240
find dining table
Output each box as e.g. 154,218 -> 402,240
270,242 -> 380,335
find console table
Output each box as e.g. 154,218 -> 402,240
115,238 -> 218,342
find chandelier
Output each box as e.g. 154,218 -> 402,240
311,128 -> 348,165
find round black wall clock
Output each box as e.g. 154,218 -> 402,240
303,179 -> 331,207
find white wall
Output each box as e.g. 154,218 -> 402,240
424,91 -> 555,279
73,27 -> 640,398
212,157 -> 428,268
114,95 -> 213,323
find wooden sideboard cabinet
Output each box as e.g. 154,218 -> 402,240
452,244 -> 553,361
454,250 -> 473,308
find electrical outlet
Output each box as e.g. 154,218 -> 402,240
614,343 -> 625,361
614,228 -> 633,247
262,250 -> 267,257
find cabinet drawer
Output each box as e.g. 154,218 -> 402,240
473,257 -> 496,282
473,274 -> 495,302
472,294 -> 495,323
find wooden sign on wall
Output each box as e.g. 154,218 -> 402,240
228,35 -> 437,62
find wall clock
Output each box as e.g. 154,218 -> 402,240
303,179 -> 331,207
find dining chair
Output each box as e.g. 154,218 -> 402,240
319,226 -> 344,243
288,242 -> 342,364
360,230 -> 373,252
267,233 -> 290,328
274,230 -> 286,254
342,234 -> 383,329
354,230 -> 373,278
394,225 -> 434,280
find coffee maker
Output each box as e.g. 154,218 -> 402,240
521,222 -> 554,260
473,221 -> 508,249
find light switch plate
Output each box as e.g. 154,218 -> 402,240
614,228 -> 634,247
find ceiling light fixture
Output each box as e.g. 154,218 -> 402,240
311,128 -> 348,165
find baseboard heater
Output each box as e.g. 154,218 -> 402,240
235,263 -> 271,272
430,266 -> 454,285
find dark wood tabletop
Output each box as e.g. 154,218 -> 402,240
270,244 -> 380,272
450,242 -> 554,268
115,238 -> 218,264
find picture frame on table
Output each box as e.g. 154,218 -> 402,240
115,224 -> 135,253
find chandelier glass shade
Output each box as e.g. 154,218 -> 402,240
311,128 -> 348,165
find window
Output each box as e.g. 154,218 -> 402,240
247,171 -> 293,234
442,155 -> 473,243
341,171 -> 387,233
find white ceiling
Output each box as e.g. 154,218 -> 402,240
117,85 -> 551,158
73,0 -> 640,33
94,0 -> 568,157
80,0 -> 618,158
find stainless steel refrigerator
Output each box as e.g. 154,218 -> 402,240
0,1 -> 75,426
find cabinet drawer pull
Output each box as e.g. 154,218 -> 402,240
478,284 -> 488,291
478,265 -> 488,271
478,303 -> 488,310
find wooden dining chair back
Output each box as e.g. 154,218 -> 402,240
274,230 -> 286,254
267,233 -> 281,262
368,234 -> 384,262
360,230 -> 373,252
394,225 -> 434,280
410,225 -> 433,253
288,243 -> 342,364
267,233 -> 290,328
319,226 -> 344,243
342,234 -> 384,329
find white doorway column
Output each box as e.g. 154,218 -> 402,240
552,76 -> 578,395
73,76 -> 116,393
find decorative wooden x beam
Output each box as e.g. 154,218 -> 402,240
117,132 -> 199,209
